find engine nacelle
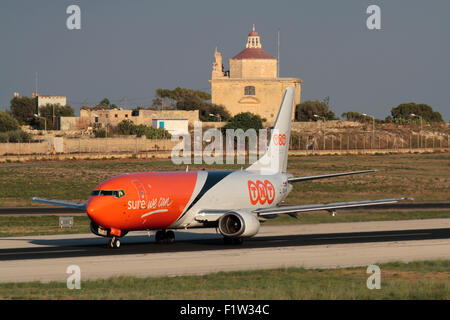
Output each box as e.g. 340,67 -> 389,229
218,210 -> 260,238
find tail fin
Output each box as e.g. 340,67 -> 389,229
246,86 -> 295,174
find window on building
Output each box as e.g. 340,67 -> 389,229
244,86 -> 255,96
115,114 -> 118,118
125,114 -> 128,118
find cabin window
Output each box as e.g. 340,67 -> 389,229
91,190 -> 125,198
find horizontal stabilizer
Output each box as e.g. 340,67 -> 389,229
255,197 -> 411,216
288,170 -> 376,183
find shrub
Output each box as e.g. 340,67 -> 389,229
94,129 -> 107,138
116,120 -> 171,139
0,130 -> 32,142
223,112 -> 264,132
0,111 -> 20,132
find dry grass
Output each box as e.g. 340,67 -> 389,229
0,153 -> 448,207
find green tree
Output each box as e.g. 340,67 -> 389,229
99,98 -> 110,107
223,112 -> 263,131
38,104 -> 75,129
152,87 -> 229,121
176,95 -> 230,122
10,96 -> 37,125
117,120 -> 135,135
390,103 -> 443,123
0,111 -> 20,132
154,87 -> 212,110
97,98 -> 118,110
116,120 -> 171,139
295,100 -> 337,121
341,111 -> 371,123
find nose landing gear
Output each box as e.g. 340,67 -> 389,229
109,237 -> 121,249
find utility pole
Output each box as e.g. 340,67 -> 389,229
363,113 -> 375,149
35,72 -> 38,93
35,72 -> 39,115
410,113 -> 422,148
277,28 -> 280,78
314,114 -> 326,150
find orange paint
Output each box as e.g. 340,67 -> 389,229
87,171 -> 198,233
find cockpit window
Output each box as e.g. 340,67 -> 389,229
91,190 -> 125,198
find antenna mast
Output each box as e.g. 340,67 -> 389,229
277,28 -> 280,78
35,72 -> 38,95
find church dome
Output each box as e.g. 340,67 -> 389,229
231,25 -> 276,60
232,48 -> 276,60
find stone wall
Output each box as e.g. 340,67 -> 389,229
64,137 -> 177,154
0,137 -> 177,156
210,78 -> 301,124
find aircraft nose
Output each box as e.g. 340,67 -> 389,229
86,197 -> 100,219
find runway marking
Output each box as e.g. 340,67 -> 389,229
314,232 -> 431,240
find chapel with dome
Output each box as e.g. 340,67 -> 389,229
210,25 -> 302,122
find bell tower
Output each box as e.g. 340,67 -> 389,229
211,47 -> 226,79
246,24 -> 262,49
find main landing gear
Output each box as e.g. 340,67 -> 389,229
155,230 -> 175,244
109,236 -> 121,249
223,236 -> 244,245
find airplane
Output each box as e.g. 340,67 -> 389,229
32,87 -> 410,248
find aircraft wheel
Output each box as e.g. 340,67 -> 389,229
155,230 -> 165,244
166,231 -> 175,244
109,237 -> 120,249
223,237 -> 243,245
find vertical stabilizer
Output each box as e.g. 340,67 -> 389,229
246,87 -> 295,174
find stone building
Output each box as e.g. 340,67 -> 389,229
77,108 -> 199,130
210,25 -> 302,124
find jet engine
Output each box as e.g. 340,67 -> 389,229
218,210 -> 260,238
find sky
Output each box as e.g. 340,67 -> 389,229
0,0 -> 449,120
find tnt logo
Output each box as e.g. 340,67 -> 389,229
273,134 -> 286,146
248,180 -> 275,205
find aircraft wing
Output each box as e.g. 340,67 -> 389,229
288,170 -> 376,183
31,197 -> 87,211
254,197 -> 411,217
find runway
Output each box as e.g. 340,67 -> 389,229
0,219 -> 449,283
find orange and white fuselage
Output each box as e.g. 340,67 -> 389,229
87,170 -> 291,237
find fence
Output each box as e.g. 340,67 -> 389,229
0,132 -> 449,159
288,133 -> 450,151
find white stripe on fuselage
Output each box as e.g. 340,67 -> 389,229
141,209 -> 169,219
